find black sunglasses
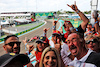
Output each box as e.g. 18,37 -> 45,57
63,24 -> 66,28
36,41 -> 43,44
52,34 -> 60,37
37,41 -> 48,44
86,39 -> 98,44
5,42 -> 21,47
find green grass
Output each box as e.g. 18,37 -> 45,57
16,22 -> 43,27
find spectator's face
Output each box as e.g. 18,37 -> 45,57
91,28 -> 95,33
37,42 -> 45,52
86,38 -> 99,51
43,51 -> 57,67
87,24 -> 92,30
67,33 -> 83,57
52,34 -> 60,44
64,26 -> 70,31
87,25 -> 90,30
3,36 -> 20,54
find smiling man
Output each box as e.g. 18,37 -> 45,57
67,33 -> 100,67
67,33 -> 87,58
3,35 -> 21,54
3,35 -> 34,67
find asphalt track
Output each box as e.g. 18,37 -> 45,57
0,19 -> 60,56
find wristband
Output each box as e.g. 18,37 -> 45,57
53,26 -> 56,30
95,21 -> 98,24
44,32 -> 46,35
76,10 -> 80,14
25,43 -> 27,50
70,27 -> 74,31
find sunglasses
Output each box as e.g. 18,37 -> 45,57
36,41 -> 43,44
52,34 -> 60,37
65,21 -> 70,24
63,24 -> 69,28
63,24 -> 66,28
37,41 -> 48,44
5,42 -> 21,47
86,39 -> 98,44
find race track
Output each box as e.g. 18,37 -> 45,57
0,19 -> 60,56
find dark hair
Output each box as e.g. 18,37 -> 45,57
63,24 -> 66,28
4,35 -> 19,43
88,23 -> 92,26
76,32 -> 84,39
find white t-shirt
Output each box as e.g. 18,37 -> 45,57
61,42 -> 72,66
49,39 -> 55,48
68,49 -> 96,67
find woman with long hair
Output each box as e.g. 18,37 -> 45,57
39,47 -> 61,67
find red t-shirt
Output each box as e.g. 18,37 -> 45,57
64,33 -> 69,39
35,51 -> 42,62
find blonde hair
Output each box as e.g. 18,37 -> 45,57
39,47 -> 61,67
84,35 -> 98,41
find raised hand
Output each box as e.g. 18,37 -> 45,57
29,45 -> 34,52
53,18 -> 60,26
54,38 -> 61,53
23,37 -> 27,44
43,28 -> 50,33
43,28 -> 50,37
67,1 -> 78,11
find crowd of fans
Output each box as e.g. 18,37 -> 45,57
1,1 -> 100,67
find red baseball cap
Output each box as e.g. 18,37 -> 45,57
52,30 -> 61,35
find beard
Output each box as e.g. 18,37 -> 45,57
7,48 -> 20,54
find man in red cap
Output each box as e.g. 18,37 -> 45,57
49,29 -> 62,48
